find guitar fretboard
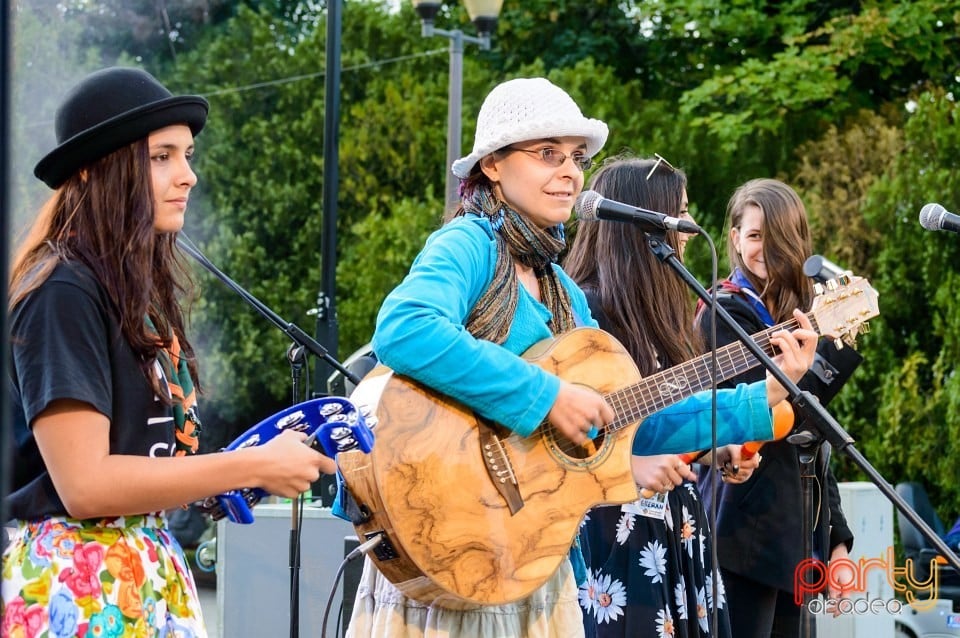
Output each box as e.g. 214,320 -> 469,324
604,313 -> 821,432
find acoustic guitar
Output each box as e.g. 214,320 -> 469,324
337,276 -> 879,608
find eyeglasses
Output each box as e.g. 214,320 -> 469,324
504,146 -> 593,171
646,153 -> 676,180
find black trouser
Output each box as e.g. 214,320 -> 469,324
722,568 -> 809,638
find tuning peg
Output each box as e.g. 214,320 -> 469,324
834,338 -> 845,350
813,282 -> 825,296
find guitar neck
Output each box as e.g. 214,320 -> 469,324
605,311 -> 821,431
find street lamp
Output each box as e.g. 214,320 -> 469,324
412,0 -> 504,210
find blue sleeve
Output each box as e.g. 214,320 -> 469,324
631,381 -> 773,454
372,218 -> 560,437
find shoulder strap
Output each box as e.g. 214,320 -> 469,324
695,279 -> 744,318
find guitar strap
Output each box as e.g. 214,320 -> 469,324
336,481 -> 370,525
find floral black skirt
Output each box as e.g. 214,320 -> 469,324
579,481 -> 732,638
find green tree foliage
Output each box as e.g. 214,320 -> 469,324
50,0 -> 237,65
794,108 -> 904,274
167,2 -> 461,430
336,191 -> 445,359
679,2 -> 960,151
786,88 -> 960,517
846,90 -> 960,516
666,1 -> 960,237
10,3 -> 103,235
14,1 -> 960,521
494,0 -> 646,78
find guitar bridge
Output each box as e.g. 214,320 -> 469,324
477,417 -> 524,515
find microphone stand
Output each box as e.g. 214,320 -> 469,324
790,256 -> 851,635
790,431 -> 820,635
642,230 -> 960,636
287,344 -> 307,638
176,235 -> 361,638
176,236 -> 361,388
0,0 -> 11,546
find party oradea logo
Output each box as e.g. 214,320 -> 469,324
794,547 -> 938,615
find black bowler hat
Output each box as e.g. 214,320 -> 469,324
34,67 -> 209,189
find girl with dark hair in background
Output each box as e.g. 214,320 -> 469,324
566,156 -> 780,637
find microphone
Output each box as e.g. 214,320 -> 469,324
919,203 -> 960,233
802,255 -> 848,284
576,190 -> 701,234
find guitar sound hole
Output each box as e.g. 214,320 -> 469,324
564,428 -> 605,460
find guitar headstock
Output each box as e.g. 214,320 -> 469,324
809,275 -> 880,343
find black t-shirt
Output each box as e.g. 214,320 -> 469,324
8,261 -> 176,520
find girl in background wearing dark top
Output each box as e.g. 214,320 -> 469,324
566,156 -> 766,637
2,67 -> 334,637
697,178 -> 862,638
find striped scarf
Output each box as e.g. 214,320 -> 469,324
457,183 -> 576,343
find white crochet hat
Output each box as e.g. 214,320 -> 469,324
451,77 -> 609,179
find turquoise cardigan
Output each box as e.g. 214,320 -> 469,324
372,215 -> 774,452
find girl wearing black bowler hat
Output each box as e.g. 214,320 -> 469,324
2,67 -> 335,636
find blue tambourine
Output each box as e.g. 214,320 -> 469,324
198,396 -> 373,524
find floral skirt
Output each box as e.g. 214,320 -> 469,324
346,556 -> 584,638
579,482 -> 731,638
1,514 -> 207,638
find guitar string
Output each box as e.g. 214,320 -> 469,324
512,310 -> 831,459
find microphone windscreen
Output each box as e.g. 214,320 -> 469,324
919,203 -> 946,230
802,255 -> 845,282
575,190 -> 601,221
802,255 -> 826,279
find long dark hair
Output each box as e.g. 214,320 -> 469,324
10,139 -> 199,394
565,156 -> 703,373
725,178 -> 813,322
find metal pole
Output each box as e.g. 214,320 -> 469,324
0,0 -> 12,542
417,20 -> 488,212
315,0 -> 342,396
444,31 -> 464,211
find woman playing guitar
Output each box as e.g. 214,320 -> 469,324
343,78 -> 818,637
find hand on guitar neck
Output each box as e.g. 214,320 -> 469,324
553,310 -> 813,499
764,308 -> 818,405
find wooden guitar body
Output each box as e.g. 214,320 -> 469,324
337,328 -> 642,608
